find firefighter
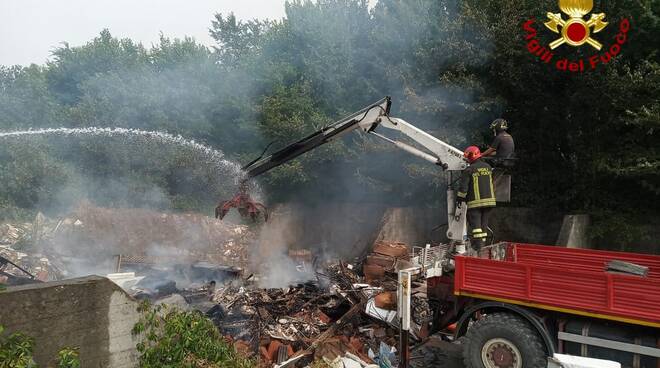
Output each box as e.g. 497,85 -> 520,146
482,118 -> 515,166
457,146 -> 495,250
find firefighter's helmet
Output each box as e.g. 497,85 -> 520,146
464,146 -> 482,163
490,118 -> 508,132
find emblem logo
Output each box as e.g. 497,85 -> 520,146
544,0 -> 608,50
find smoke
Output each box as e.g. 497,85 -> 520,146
266,0 -> 499,208
46,204 -> 247,289
0,126 -> 253,284
250,205 -> 314,288
238,0 -> 503,255
0,31 -> 272,282
0,1 -> 503,286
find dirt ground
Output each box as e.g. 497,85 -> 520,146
411,336 -> 464,368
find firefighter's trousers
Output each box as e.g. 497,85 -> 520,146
467,207 -> 494,250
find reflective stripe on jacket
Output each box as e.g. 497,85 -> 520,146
456,158 -> 496,209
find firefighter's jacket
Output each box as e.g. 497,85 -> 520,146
457,159 -> 496,209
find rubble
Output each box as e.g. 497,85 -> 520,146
155,294 -> 191,311
374,292 -> 396,310
190,250 -> 413,367
106,272 -> 144,289
372,241 -> 408,258
0,205 -> 254,285
106,235 -> 435,367
0,245 -> 62,285
0,214 -> 69,284
53,203 -> 254,270
0,223 -> 30,245
192,240 -> 428,367
1,207 -> 434,367
362,241 -> 413,286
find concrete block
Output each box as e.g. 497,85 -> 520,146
0,276 -> 139,368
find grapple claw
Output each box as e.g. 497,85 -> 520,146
215,183 -> 268,222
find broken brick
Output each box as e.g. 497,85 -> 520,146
363,264 -> 385,283
259,346 -> 270,362
234,340 -> 251,356
372,241 -> 409,258
267,340 -> 283,361
317,310 -> 332,324
374,291 -> 397,310
348,336 -> 364,353
366,254 -> 396,269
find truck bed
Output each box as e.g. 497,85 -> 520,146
454,243 -> 660,327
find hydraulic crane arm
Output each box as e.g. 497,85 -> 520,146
360,116 -> 467,171
232,96 -> 468,243
243,96 -> 467,177
243,97 -> 391,178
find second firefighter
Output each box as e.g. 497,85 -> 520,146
457,146 -> 496,250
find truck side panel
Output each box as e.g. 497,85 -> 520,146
454,244 -> 660,327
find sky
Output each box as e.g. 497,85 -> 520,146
0,0 -> 288,66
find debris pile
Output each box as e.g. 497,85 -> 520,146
203,263 -> 401,367
112,241 -> 419,367
52,203 -> 254,270
0,218 -> 65,284
0,222 -> 30,245
1,207 -> 435,367
195,241 -> 432,367
0,204 -> 254,285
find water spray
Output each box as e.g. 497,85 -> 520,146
0,127 -> 243,180
0,127 -> 260,217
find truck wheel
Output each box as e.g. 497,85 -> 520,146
462,312 -> 547,368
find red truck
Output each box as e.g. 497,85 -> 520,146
427,242 -> 660,368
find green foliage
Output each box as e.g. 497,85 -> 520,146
0,325 -> 81,368
0,325 -> 37,368
210,13 -> 275,67
0,1 -> 658,244
56,347 -> 80,368
132,301 -> 254,368
460,0 -> 660,216
47,29 -> 148,105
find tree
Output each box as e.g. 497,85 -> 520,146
0,0 -> 658,246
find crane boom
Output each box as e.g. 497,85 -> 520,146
360,116 -> 467,171
243,97 -> 391,178
243,96 -> 467,177
235,96 -> 468,243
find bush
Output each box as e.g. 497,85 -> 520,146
132,301 -> 254,368
0,325 -> 37,368
0,325 -> 81,368
56,347 -> 80,368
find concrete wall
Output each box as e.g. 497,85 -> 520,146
279,202 -> 563,251
490,207 -> 564,245
268,202 -> 658,255
374,207 -> 445,246
0,276 -> 139,368
268,203 -> 388,258
556,214 -> 591,248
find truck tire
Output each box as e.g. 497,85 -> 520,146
462,312 -> 547,368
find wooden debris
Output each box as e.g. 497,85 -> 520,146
363,264 -> 385,283
373,241 -> 409,258
366,254 -> 396,269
